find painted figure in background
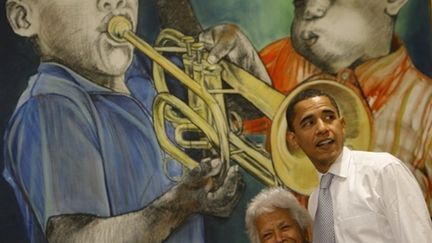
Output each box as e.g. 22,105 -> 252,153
200,0 -> 432,212
245,187 -> 312,243
3,0 -> 244,242
286,88 -> 432,242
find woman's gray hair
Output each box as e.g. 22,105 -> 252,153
245,187 -> 312,243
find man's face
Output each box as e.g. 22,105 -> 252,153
291,0 -> 391,73
35,0 -> 138,80
288,96 -> 345,173
256,207 -> 305,243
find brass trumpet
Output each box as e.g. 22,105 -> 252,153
107,16 -> 373,195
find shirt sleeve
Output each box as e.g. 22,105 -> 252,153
4,94 -> 110,232
377,160 -> 432,243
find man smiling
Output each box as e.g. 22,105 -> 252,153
285,88 -> 432,242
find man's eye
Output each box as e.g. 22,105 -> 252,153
301,120 -> 314,128
324,114 -> 336,121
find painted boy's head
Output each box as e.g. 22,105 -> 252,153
291,0 -> 408,73
6,0 -> 139,82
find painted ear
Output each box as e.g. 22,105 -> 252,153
385,0 -> 407,16
6,0 -> 38,37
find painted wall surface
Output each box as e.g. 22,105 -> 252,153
0,0 -> 431,242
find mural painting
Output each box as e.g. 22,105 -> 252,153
0,0 -> 431,242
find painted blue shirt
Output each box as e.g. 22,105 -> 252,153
3,55 -> 204,243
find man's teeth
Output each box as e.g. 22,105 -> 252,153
317,139 -> 333,146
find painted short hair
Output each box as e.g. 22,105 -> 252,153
245,187 -> 312,243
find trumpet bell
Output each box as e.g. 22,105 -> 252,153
270,79 -> 374,195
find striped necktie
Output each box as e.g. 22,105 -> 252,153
313,173 -> 335,243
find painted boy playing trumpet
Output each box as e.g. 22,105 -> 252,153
4,0 -> 244,242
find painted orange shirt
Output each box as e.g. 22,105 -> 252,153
246,37 -> 432,213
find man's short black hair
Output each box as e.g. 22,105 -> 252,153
286,88 -> 340,132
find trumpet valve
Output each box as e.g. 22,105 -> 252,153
181,36 -> 195,57
191,42 -> 205,63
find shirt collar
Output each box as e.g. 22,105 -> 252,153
354,37 -> 411,109
355,36 -> 409,80
320,146 -> 351,179
38,62 -> 114,93
337,36 -> 413,111
37,61 -> 143,94
310,36 -> 412,112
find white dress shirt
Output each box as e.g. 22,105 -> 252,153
308,147 -> 432,243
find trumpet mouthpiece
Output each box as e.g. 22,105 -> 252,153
108,15 -> 132,43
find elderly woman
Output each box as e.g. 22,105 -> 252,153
245,187 -> 312,243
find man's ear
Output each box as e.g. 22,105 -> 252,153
340,116 -> 346,136
386,0 -> 408,16
6,0 -> 38,37
287,131 -> 300,150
